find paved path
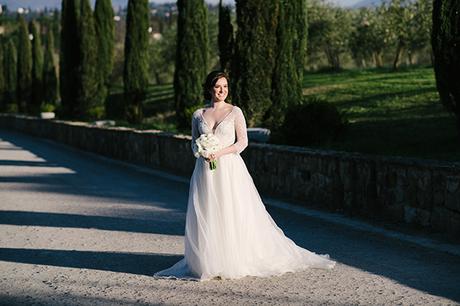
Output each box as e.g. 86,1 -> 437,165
0,129 -> 459,306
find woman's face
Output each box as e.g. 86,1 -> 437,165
210,77 -> 228,102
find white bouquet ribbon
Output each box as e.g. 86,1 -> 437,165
194,133 -> 221,170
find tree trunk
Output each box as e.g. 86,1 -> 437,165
392,42 -> 403,71
407,50 -> 413,66
334,53 -> 341,71
324,46 -> 334,69
373,52 -> 383,68
154,71 -> 161,85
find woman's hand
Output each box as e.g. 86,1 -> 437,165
206,152 -> 220,162
209,153 -> 217,161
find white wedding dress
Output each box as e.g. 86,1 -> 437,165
154,105 -> 335,281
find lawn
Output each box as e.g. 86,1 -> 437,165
120,66 -> 459,162
302,67 -> 460,161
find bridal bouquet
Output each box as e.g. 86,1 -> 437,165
194,133 -> 221,170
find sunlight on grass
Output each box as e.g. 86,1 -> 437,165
302,67 -> 459,161
112,67 -> 459,161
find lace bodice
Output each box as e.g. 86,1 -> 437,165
191,105 -> 248,157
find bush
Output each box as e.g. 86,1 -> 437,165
105,92 -> 125,119
276,97 -> 347,146
87,106 -> 105,120
40,103 -> 56,113
5,104 -> 19,114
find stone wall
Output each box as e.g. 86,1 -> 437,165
1,114 -> 459,238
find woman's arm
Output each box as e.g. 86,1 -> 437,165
191,111 -> 201,158
214,107 -> 248,158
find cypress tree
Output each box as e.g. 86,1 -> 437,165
292,0 -> 308,104
30,20 -> 44,114
218,0 -> 234,73
52,9 -> 61,50
76,0 -> 99,119
4,40 -> 17,110
266,0 -> 307,129
43,29 -> 59,105
432,0 -> 460,138
17,14 -> 33,113
232,0 -> 279,127
94,0 -> 115,106
60,0 -> 80,118
174,0 -> 208,129
0,41 -> 5,110
124,0 -> 149,123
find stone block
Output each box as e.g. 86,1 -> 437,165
382,203 -> 404,222
404,205 -> 416,223
445,176 -> 460,213
432,207 -> 460,237
415,208 -> 431,227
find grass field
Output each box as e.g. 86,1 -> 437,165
302,67 -> 460,161
125,66 -> 459,161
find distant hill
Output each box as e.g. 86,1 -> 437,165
0,0 -> 231,12
351,0 -> 416,8
1,0 -> 132,11
352,0 -> 382,8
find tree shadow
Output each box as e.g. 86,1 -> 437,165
0,160 -> 60,167
0,210 -> 184,236
0,247 -> 181,277
2,129 -> 460,303
268,205 -> 460,303
0,129 -> 190,212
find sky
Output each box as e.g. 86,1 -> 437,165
1,0 -> 362,11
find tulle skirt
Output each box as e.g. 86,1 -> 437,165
154,153 -> 335,281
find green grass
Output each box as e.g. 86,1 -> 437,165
302,67 -> 460,161
111,84 -> 181,133
114,66 -> 460,162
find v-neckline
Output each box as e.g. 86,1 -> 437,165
201,105 -> 235,132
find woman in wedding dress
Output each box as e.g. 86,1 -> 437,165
155,71 -> 335,281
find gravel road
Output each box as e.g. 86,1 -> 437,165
1,129 -> 459,306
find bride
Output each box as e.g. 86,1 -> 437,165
154,71 -> 335,281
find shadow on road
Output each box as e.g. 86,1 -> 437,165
1,129 -> 460,302
0,160 -> 60,167
0,210 -> 184,236
269,205 -> 460,303
0,129 -> 190,210
0,247 -> 181,277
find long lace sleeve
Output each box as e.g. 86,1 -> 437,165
232,106 -> 248,154
191,111 -> 201,158
216,106 -> 248,157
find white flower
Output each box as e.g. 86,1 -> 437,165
195,133 -> 221,158
195,134 -> 221,170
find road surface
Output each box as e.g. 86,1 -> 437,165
0,129 -> 459,305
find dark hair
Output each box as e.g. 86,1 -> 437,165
203,71 -> 230,101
